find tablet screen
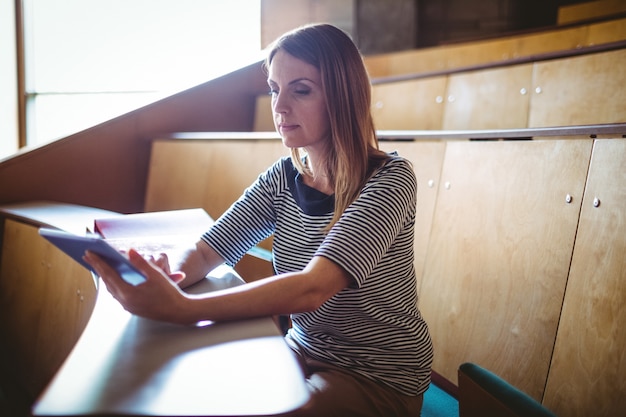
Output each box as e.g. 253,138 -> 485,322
39,228 -> 146,286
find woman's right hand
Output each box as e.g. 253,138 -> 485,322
84,249 -> 190,323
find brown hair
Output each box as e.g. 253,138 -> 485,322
264,24 -> 388,229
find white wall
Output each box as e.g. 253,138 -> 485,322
0,0 -> 19,160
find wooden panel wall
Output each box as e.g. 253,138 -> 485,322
0,219 -> 97,400
543,139 -> 626,416
528,48 -> 626,127
145,139 -> 288,219
418,140 -> 593,401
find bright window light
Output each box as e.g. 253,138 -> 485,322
24,0 -> 262,145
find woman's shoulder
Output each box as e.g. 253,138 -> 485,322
365,152 -> 417,190
381,153 -> 415,176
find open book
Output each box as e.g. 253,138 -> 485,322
94,208 -> 214,266
40,208 -> 214,286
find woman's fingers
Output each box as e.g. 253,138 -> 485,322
153,252 -> 171,274
169,271 -> 186,284
127,249 -> 184,283
83,250 -> 134,306
127,248 -> 158,277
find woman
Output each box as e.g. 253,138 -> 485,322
85,23 -> 433,417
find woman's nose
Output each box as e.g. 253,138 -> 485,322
272,92 -> 288,114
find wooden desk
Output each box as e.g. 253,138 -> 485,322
0,200 -> 120,234
32,266 -> 309,416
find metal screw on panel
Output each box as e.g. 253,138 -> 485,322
428,179 -> 435,188
535,87 -> 542,94
435,96 -> 444,104
565,194 -> 573,204
445,181 -> 451,190
593,197 -> 601,208
448,95 -> 455,103
520,88 -> 527,95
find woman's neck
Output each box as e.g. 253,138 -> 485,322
303,152 -> 334,195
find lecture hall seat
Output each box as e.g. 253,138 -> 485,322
458,362 -> 558,417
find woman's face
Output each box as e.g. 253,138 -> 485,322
267,50 -> 331,153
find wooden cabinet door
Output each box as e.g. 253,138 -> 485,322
0,220 -> 96,398
372,77 -> 447,130
419,139 -> 593,400
528,49 -> 626,127
442,64 -> 533,130
543,139 -> 626,417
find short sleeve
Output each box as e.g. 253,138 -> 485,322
315,157 -> 417,287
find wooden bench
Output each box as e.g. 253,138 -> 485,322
557,0 -> 626,25
363,16 -> 626,78
255,47 -> 626,132
376,47 -> 626,130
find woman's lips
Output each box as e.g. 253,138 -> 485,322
279,123 -> 299,133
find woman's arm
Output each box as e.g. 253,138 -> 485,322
147,240 -> 226,289
83,249 -> 351,325
170,240 -> 227,289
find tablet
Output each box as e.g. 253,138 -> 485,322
39,228 -> 146,286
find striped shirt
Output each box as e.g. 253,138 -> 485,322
201,155 -> 433,396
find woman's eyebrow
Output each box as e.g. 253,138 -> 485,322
289,77 -> 314,85
267,77 -> 316,86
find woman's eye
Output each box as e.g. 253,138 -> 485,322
268,87 -> 310,97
